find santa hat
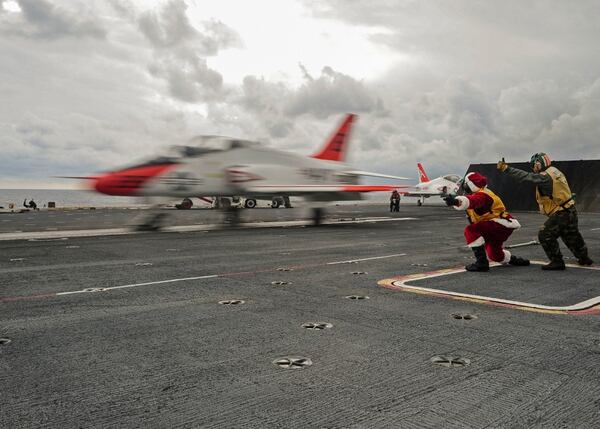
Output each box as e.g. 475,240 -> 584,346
464,172 -> 487,192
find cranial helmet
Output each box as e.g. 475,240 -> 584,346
530,152 -> 551,170
459,172 -> 487,194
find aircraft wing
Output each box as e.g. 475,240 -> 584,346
246,184 -> 411,195
346,170 -> 411,181
400,190 -> 444,197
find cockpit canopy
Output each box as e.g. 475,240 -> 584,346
167,136 -> 260,158
443,174 -> 461,183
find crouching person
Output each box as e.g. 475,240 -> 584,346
444,172 -> 530,272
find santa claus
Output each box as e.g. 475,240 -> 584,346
444,172 -> 530,272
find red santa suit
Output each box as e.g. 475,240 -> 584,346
453,173 -> 521,263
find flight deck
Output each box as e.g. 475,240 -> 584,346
1,204 -> 599,428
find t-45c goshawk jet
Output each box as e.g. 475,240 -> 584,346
87,114 -> 411,228
400,163 -> 461,206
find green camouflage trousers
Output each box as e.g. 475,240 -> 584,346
538,208 -> 589,262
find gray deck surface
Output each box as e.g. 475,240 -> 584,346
1,204 -> 600,428
406,264 -> 600,307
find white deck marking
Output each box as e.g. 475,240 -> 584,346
328,253 -> 407,265
0,217 -> 418,241
26,252 -> 404,299
57,275 -> 219,295
387,261 -> 600,312
505,240 -> 539,249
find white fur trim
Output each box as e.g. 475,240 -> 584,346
467,236 -> 485,247
453,196 -> 470,210
502,250 -> 511,264
492,218 -> 521,229
465,173 -> 481,193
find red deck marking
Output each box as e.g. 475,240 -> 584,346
0,293 -> 58,303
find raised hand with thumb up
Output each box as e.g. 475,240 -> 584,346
497,157 -> 508,172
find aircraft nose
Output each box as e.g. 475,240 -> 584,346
93,163 -> 177,196
94,172 -> 133,196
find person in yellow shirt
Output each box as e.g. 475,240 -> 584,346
497,153 -> 593,270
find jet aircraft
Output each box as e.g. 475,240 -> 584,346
400,163 -> 461,206
89,114 -> 411,228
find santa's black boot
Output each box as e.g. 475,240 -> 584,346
509,255 -> 530,266
465,246 -> 489,272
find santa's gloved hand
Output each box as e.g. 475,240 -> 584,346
497,157 -> 508,172
444,195 -> 458,206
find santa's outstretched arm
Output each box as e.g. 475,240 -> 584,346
451,192 -> 492,211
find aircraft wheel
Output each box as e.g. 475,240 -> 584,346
417,200 -> 422,206
271,199 -> 280,209
244,199 -> 257,209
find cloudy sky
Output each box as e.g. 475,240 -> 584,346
1,0 -> 599,189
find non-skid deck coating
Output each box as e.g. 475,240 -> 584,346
378,262 -> 600,315
1,204 -> 600,428
395,263 -> 600,307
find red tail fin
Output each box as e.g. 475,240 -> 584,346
417,163 -> 430,183
311,114 -> 356,162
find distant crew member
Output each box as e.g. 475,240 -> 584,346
497,153 -> 593,270
390,190 -> 400,212
444,172 -> 530,272
23,199 -> 37,210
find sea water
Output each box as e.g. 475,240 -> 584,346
0,189 -> 439,209
0,189 -> 142,209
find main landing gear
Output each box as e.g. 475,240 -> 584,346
222,206 -> 241,227
271,197 -> 293,209
134,212 -> 168,231
244,199 -> 257,208
311,207 -> 324,226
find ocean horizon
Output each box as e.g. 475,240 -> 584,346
0,189 -> 437,209
0,189 -> 144,209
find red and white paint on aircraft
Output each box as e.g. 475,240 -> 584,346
75,114 -> 412,226
400,163 -> 462,206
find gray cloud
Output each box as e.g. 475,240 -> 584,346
238,76 -> 294,138
107,0 -> 136,19
138,0 -> 241,53
531,78 -> 600,161
296,0 -> 600,178
138,0 -> 198,49
137,0 -> 241,103
1,0 -> 600,188
303,0 -> 600,85
285,66 -> 384,118
350,76 -> 600,180
234,65 -> 382,142
0,0 -> 106,39
149,54 -> 224,102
